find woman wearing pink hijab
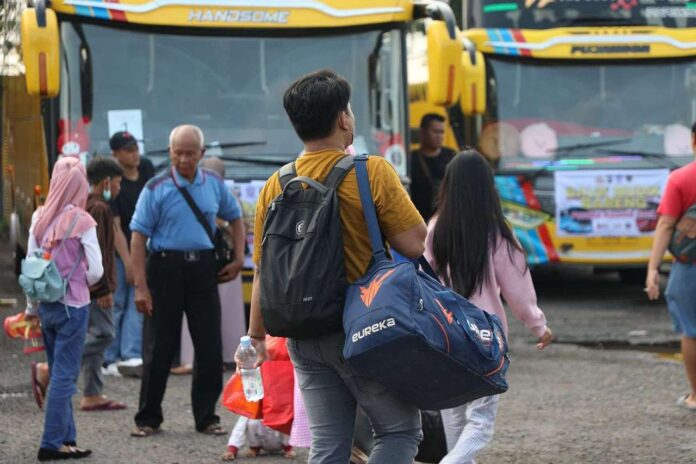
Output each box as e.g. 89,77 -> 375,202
24,157 -> 104,461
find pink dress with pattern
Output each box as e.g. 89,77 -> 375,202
289,369 -> 311,448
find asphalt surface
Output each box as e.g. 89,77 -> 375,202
1,241 -> 695,463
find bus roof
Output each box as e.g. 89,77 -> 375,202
50,0 -> 417,29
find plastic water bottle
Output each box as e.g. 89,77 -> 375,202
236,336 -> 264,402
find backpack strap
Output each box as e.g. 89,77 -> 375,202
279,162 -> 297,190
323,155 -> 355,190
49,213 -> 81,261
354,155 -> 387,263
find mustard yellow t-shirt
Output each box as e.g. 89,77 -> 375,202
253,150 -> 424,282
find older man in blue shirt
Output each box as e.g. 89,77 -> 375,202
129,125 -> 245,437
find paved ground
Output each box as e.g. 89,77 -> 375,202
2,241 -> 695,463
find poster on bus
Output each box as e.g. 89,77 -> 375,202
554,169 -> 669,237
225,179 -> 266,267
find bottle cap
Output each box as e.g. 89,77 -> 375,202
240,335 -> 251,347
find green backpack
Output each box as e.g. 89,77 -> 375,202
18,215 -> 83,303
668,204 -> 696,263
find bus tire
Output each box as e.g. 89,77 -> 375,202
618,268 -> 646,286
14,243 -> 24,277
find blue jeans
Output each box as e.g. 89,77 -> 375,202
39,302 -> 89,450
105,257 -> 142,363
665,262 -> 696,338
287,332 -> 422,464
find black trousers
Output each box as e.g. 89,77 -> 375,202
135,250 -> 222,431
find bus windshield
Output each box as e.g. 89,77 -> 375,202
59,21 -> 406,180
469,0 -> 696,29
480,56 -> 696,170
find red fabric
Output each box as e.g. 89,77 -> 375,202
222,336 -> 294,434
260,360 -> 295,435
266,336 -> 290,361
222,374 -> 262,419
658,162 -> 696,219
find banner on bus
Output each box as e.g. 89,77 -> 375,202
554,169 -> 669,237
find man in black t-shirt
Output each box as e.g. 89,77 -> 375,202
104,131 -> 155,377
410,114 -> 457,222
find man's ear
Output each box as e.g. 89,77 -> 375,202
337,111 -> 350,131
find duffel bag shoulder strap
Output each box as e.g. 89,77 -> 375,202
354,155 -> 387,263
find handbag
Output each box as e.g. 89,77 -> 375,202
342,155 -> 510,410
175,179 -> 233,272
668,203 -> 696,262
222,374 -> 263,419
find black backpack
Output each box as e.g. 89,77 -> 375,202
260,155 -> 354,338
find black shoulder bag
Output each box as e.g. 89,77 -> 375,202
175,184 -> 234,272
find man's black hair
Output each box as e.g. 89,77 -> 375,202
692,121 -> 696,138
87,155 -> 123,186
283,69 -> 351,142
420,113 -> 446,130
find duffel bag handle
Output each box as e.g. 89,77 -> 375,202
418,256 -> 440,282
354,155 -> 388,263
434,290 -> 505,361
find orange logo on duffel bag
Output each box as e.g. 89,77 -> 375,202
360,269 -> 396,308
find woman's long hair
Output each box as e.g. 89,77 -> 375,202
431,149 -> 523,298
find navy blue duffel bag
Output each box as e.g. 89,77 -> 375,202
342,155 -> 510,411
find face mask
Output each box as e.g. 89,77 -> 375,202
102,179 -> 111,201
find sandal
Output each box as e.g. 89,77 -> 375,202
200,423 -> 227,435
676,393 -> 696,411
80,399 -> 127,411
130,425 -> 159,437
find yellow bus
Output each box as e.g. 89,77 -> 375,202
451,0 -> 696,283
2,0 -> 462,303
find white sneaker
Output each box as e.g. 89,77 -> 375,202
101,363 -> 122,377
117,358 -> 143,378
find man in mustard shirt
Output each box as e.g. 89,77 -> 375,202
247,69 -> 426,463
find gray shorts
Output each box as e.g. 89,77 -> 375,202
665,262 -> 696,338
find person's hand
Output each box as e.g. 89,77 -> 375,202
24,313 -> 40,328
135,285 -> 153,316
251,338 -> 267,368
235,337 -> 268,370
536,327 -> 553,350
96,293 -> 114,309
217,259 -> 243,283
645,268 -> 660,301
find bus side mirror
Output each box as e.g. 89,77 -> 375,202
427,21 -> 462,106
460,43 -> 486,115
21,1 -> 60,98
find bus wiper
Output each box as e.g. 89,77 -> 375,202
594,148 -> 680,169
522,138 -> 633,181
553,138 -> 633,157
147,140 -> 267,156
216,155 -> 294,166
559,17 -> 639,27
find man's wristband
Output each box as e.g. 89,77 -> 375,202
247,333 -> 266,341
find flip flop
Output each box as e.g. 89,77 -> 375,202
30,361 -> 45,410
130,426 -> 159,438
676,393 -> 696,411
200,423 -> 227,435
80,399 -> 127,411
